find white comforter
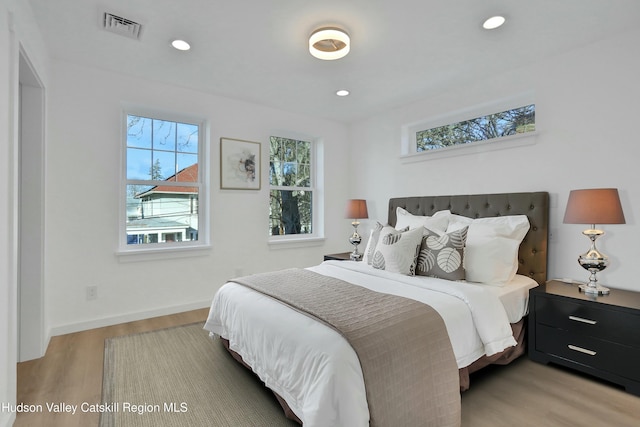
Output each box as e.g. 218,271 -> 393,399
204,261 -> 531,427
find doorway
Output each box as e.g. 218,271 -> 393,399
18,48 -> 45,362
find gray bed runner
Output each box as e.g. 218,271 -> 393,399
233,268 -> 461,427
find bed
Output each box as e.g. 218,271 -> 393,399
205,191 -> 549,427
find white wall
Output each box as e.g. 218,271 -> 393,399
349,27 -> 640,292
45,60 -> 351,335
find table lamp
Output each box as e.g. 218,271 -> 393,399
345,199 -> 368,261
563,188 -> 625,295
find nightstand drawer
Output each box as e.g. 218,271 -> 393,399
536,324 -> 640,381
536,296 -> 640,347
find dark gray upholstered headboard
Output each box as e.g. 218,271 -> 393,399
388,192 -> 549,285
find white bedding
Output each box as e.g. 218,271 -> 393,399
204,260 -> 538,427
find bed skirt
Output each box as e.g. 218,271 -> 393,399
459,318 -> 526,391
220,338 -> 303,424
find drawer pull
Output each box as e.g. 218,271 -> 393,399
569,315 -> 597,325
568,344 -> 597,356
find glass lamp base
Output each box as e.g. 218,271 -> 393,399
349,223 -> 362,261
577,229 -> 610,296
579,283 -> 610,295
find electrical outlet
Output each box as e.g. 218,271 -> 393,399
86,285 -> 98,301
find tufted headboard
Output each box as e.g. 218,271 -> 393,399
388,192 -> 549,285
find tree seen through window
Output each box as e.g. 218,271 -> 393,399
416,104 -> 535,151
269,136 -> 312,236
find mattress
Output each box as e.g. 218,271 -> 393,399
482,273 -> 539,323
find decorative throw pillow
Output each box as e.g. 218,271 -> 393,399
447,214 -> 530,285
362,222 -> 385,265
363,223 -> 410,265
395,207 -> 450,233
416,226 -> 468,281
371,227 -> 424,275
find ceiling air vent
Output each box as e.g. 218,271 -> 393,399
102,12 -> 143,40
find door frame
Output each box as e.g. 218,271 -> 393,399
17,46 -> 46,362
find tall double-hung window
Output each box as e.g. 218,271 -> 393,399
269,136 -> 315,238
120,111 -> 208,253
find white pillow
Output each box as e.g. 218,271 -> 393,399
371,226 -> 424,275
447,214 -> 530,285
395,208 -> 450,233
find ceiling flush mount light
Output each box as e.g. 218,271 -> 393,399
309,27 -> 350,60
483,15 -> 506,30
171,39 -> 191,51
336,89 -> 350,97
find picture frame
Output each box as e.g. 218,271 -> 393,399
220,137 -> 261,190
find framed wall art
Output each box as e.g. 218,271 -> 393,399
220,137 -> 261,190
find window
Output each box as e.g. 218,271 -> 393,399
416,104 -> 535,152
121,111 -> 208,253
269,136 -> 314,238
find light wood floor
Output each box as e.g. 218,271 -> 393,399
16,308 -> 209,427
461,357 -> 640,426
16,309 -> 640,427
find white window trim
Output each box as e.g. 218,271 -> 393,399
401,131 -> 537,163
117,105 -> 210,258
267,236 -> 326,248
267,134 -> 324,246
400,92 -> 536,161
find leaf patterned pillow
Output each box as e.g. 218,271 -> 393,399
363,223 -> 409,265
362,222 -> 385,265
371,227 -> 424,275
416,226 -> 468,281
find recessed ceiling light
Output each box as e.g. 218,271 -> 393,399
483,16 -> 506,30
309,27 -> 350,60
336,89 -> 350,97
171,39 -> 191,51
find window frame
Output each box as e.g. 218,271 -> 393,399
268,134 -> 323,245
117,107 -> 210,258
401,93 -> 537,161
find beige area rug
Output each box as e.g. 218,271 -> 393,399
100,322 -> 298,427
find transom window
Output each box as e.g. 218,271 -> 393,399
121,112 -> 207,252
416,104 -> 535,152
269,136 -> 314,237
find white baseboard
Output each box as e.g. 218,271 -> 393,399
48,300 -> 211,338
